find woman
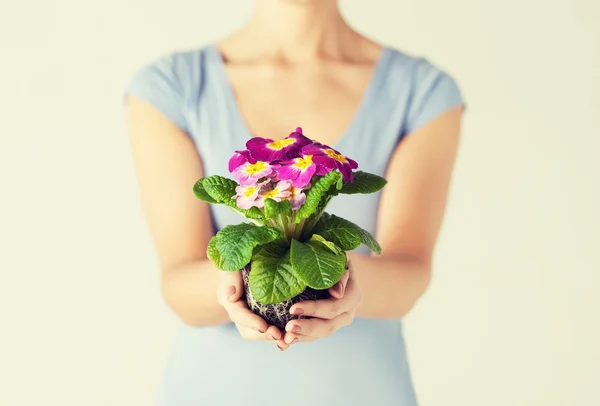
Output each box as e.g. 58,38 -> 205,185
125,0 -> 464,405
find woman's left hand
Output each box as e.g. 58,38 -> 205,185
282,261 -> 362,345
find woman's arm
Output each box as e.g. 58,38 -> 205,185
353,106 -> 464,319
282,106 -> 464,343
126,95 -> 228,326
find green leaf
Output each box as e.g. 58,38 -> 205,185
193,179 -> 218,204
290,238 -> 347,289
202,175 -> 238,203
313,212 -> 382,255
199,175 -> 264,222
249,247 -> 307,304
215,224 -> 283,271
338,171 -> 387,195
294,171 -> 343,224
206,236 -> 226,270
308,234 -> 344,255
263,198 -> 292,221
227,201 -> 265,222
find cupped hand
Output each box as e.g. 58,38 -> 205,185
217,271 -> 289,351
283,261 -> 362,345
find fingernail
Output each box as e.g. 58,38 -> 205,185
277,345 -> 285,351
334,282 -> 344,296
292,325 -> 302,333
292,338 -> 299,344
291,307 -> 304,315
266,334 -> 275,340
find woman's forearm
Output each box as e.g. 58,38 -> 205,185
161,252 -> 430,325
348,252 -> 432,319
161,259 -> 230,327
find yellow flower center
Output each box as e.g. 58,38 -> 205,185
293,155 -> 313,170
267,138 -> 295,151
244,186 -> 256,199
244,186 -> 257,198
263,189 -> 279,199
323,149 -> 348,164
245,161 -> 267,174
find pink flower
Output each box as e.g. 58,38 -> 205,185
285,185 -> 306,210
232,183 -> 263,209
232,161 -> 277,186
301,143 -> 358,182
246,130 -> 312,162
256,180 -> 292,208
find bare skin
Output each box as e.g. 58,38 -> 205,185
126,0 -> 463,351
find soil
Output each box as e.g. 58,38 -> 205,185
240,264 -> 331,330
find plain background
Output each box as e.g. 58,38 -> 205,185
1,0 -> 599,405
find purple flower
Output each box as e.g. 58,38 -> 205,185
246,130 -> 312,162
301,143 -> 358,182
277,154 -> 319,188
228,150 -> 256,173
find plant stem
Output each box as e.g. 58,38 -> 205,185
292,218 -> 307,241
276,214 -> 290,240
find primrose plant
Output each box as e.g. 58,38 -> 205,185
193,127 -> 387,328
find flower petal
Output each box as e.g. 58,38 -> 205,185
347,157 -> 359,169
336,161 -> 353,183
314,164 -> 331,176
246,137 -> 273,150
276,164 -> 302,181
301,144 -> 324,156
292,165 -> 316,188
228,154 -> 246,173
287,132 -> 312,149
275,180 -> 292,191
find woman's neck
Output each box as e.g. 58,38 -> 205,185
236,0 -> 357,62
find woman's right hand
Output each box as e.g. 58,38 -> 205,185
217,271 -> 290,351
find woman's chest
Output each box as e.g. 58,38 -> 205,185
221,64 -> 375,145
189,52 -> 405,182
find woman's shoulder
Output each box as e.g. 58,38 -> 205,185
382,46 -> 461,90
126,45 -> 211,91
124,45 -> 212,134
381,46 -> 465,135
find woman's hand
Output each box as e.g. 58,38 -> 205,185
283,261 -> 362,345
218,271 -> 290,351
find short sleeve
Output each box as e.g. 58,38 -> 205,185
403,59 -> 465,134
124,53 -> 189,134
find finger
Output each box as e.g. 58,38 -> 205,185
264,325 -> 283,341
264,326 -> 291,351
285,312 -> 353,341
275,338 -> 291,351
290,292 -> 360,320
237,325 -> 268,341
226,300 -> 268,333
329,270 -> 350,299
217,271 -> 243,304
283,331 -> 315,344
263,326 -> 289,351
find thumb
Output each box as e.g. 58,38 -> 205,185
218,271 -> 244,304
329,267 -> 350,299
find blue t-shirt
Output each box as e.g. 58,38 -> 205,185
125,43 -> 464,406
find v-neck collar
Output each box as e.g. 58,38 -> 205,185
207,43 -> 391,151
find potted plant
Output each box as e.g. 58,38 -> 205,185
193,128 -> 387,330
